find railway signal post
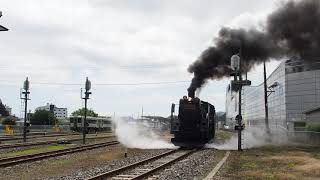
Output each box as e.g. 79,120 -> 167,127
21,77 -> 30,142
231,55 -> 251,151
82,77 -> 91,144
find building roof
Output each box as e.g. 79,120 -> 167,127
304,106 -> 320,115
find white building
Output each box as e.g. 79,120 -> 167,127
36,103 -> 68,119
226,59 -> 320,131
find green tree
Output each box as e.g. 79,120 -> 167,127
1,116 -> 17,125
71,108 -> 98,117
30,109 -> 56,125
0,101 -> 9,117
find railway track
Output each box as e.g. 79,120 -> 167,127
0,140 -> 119,167
0,132 -> 112,142
86,149 -> 195,180
0,133 -> 81,142
0,135 -> 115,150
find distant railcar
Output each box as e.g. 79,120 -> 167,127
170,96 -> 216,148
69,116 -> 112,132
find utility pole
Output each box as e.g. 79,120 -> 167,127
238,64 -> 243,151
263,61 -> 270,134
21,77 -> 30,143
82,77 -> 91,144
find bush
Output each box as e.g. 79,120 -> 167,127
306,123 -> 320,132
1,116 -> 17,125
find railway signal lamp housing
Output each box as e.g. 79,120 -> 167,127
85,77 -> 91,91
23,77 -> 30,91
231,55 -> 240,70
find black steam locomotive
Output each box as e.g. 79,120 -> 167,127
170,95 -> 216,148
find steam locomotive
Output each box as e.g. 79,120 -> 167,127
170,95 -> 216,148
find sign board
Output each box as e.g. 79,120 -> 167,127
231,80 -> 252,86
235,124 -> 245,130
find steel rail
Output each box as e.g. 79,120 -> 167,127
0,141 -> 119,167
86,149 -> 195,180
0,135 -> 115,150
0,133 -> 81,141
0,132 -> 112,142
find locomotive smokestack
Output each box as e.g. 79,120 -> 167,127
188,88 -> 195,98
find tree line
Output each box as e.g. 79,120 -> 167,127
1,107 -> 98,126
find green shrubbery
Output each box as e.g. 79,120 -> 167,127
1,116 -> 17,125
306,123 -> 320,132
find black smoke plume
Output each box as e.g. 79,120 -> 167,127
188,0 -> 320,95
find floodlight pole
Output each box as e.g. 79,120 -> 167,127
22,77 -> 30,142
82,77 -> 91,144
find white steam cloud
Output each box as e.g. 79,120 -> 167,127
113,117 -> 176,149
206,127 -> 290,150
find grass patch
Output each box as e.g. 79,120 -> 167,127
2,144 -> 76,158
287,161 -> 296,169
215,145 -> 320,180
215,131 -> 233,140
241,162 -> 257,169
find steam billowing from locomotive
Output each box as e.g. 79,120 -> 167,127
188,0 -> 320,95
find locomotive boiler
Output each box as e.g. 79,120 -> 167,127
170,93 -> 216,148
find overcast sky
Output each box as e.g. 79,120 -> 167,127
0,0 -> 283,117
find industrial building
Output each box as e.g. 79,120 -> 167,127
36,103 -> 68,119
226,59 -> 320,132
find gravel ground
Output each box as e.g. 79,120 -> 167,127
0,135 -> 114,154
50,148 -> 170,180
151,149 -> 222,180
0,143 -> 169,180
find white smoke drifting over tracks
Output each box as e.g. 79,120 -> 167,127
206,127 -> 290,150
113,117 -> 176,149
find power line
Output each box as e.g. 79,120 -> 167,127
0,80 -> 190,86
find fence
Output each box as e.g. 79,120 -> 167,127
0,124 -> 71,135
287,131 -> 320,144
247,124 -> 320,145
